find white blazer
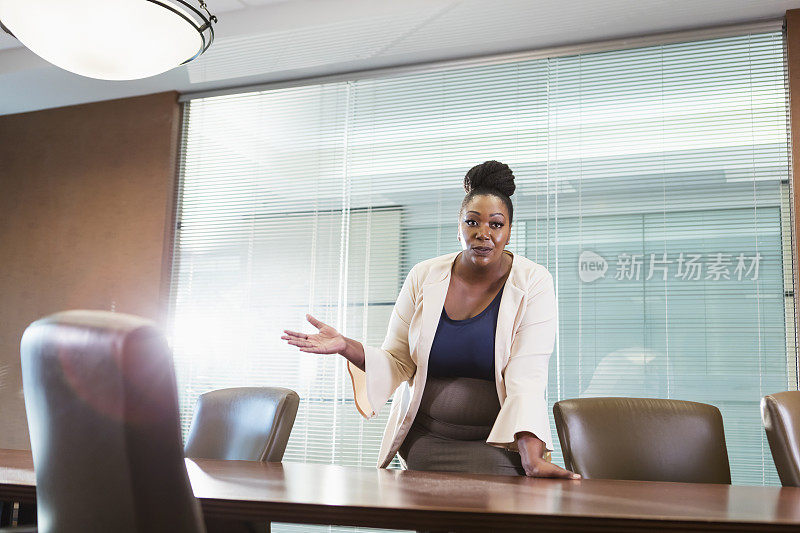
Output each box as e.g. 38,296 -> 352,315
347,250 -> 557,468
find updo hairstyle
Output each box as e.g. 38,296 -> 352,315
461,160 -> 516,224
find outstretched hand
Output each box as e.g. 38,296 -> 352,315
282,314 -> 347,355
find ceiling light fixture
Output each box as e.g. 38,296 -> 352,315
0,0 -> 217,81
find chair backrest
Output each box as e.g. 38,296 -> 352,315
184,387 -> 299,462
20,310 -> 205,533
553,397 -> 731,484
761,391 -> 800,487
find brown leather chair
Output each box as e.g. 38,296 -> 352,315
553,397 -> 731,484
761,391 -> 800,487
184,387 -> 299,462
19,310 -> 205,533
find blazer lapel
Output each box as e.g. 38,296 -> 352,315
386,265 -> 450,459
416,276 -> 449,368
494,279 -> 524,400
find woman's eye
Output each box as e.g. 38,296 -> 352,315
465,219 -> 477,226
491,222 -> 504,229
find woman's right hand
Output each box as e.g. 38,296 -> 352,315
282,314 -> 347,355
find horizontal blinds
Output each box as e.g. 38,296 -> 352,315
541,32 -> 790,486
174,84 -> 359,467
173,29 -> 793,500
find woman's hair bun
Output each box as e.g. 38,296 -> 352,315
463,160 -> 516,197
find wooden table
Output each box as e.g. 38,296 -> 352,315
3,449 -> 800,532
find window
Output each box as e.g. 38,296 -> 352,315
173,28 -> 793,512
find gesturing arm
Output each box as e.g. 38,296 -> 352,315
282,265 -> 420,418
282,314 -> 366,370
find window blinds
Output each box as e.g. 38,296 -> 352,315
173,28 -> 793,506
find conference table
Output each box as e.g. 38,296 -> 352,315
2,449 -> 800,532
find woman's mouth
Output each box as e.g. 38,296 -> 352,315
472,246 -> 493,256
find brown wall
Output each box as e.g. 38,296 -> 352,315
0,92 -> 181,449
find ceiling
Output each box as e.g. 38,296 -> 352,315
0,0 -> 796,115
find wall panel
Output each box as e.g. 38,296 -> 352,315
0,92 -> 180,449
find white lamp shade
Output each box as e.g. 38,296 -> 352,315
0,0 -> 208,80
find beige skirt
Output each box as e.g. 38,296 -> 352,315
398,376 -> 525,476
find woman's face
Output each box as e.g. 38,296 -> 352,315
458,194 -> 511,267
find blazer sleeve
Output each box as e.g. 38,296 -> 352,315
486,267 -> 557,452
347,266 -> 419,419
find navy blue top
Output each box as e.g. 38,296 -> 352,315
427,286 -> 504,381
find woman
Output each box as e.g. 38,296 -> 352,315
283,161 -> 579,479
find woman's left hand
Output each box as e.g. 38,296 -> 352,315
516,431 -> 581,479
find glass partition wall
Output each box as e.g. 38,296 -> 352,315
172,27 -> 795,512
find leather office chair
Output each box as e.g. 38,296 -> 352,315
18,310 -> 205,533
184,387 -> 299,462
761,391 -> 800,487
183,387 -> 299,533
553,397 -> 731,483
